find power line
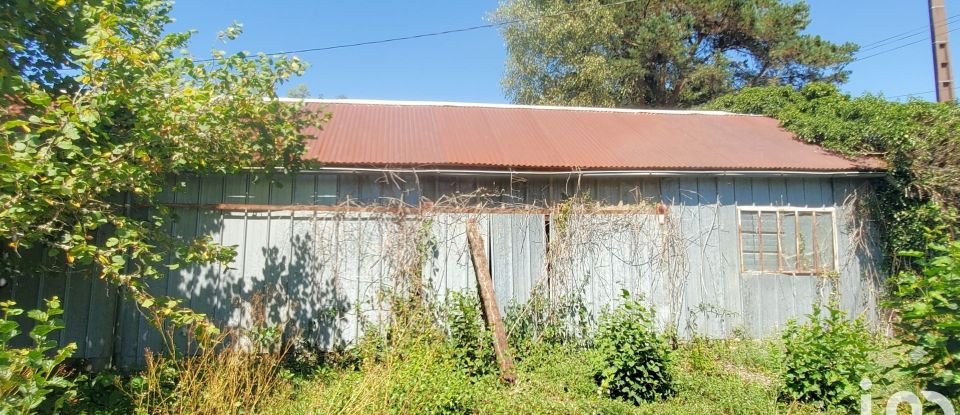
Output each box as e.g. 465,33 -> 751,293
857,14 -> 959,53
851,25 -> 960,63
858,13 -> 958,51
887,90 -> 935,99
197,2 -> 956,67
197,0 -> 643,63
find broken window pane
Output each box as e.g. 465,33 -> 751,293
815,212 -> 835,272
797,212 -> 815,272
740,211 -> 761,272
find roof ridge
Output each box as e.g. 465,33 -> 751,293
277,97 -> 761,117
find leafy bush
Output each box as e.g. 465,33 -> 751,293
0,297 -> 76,414
780,303 -> 875,411
445,291 -> 495,377
58,371 -> 133,415
594,291 -> 673,404
893,242 -> 960,396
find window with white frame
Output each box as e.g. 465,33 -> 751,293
738,207 -> 837,274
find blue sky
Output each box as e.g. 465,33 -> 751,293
168,0 -> 959,104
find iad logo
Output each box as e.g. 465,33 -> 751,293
860,379 -> 956,415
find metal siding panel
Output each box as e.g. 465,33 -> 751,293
697,178 -> 723,337
751,178 -> 771,205
356,213 -> 386,340
61,271 -> 90,357
756,275 -> 780,337
85,275 -> 117,364
717,177 -> 742,335
641,178 -> 662,204
678,178 -> 701,337
317,174 -> 338,205
358,174 -> 385,204
192,176 -> 225,326
768,178 -> 787,206
594,178 -> 620,205
490,215 -> 514,312
775,275 -> 795,330
218,175 -> 250,332
803,179 -> 825,207
785,178 -> 806,207
320,213 -> 344,346
291,174 -> 317,205
524,177 -> 550,206
338,174 -> 359,203
791,276 -> 819,325
733,178 -> 761,336
740,275 -> 761,338
820,179 -> 835,206
833,179 -> 865,317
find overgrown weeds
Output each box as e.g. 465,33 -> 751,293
129,338 -> 291,415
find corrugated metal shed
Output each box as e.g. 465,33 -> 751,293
298,100 -> 884,172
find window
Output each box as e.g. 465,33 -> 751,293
738,207 -> 836,274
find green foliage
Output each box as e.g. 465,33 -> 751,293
57,371 -> 133,415
594,292 -> 673,404
1,0 -> 325,346
310,331 -> 477,415
494,0 -> 856,108
892,242 -> 960,397
0,0 -> 90,89
0,297 -> 77,414
780,303 -> 875,411
504,291 -> 586,350
445,291 -> 496,378
708,83 -> 960,270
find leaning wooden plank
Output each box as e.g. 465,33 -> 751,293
466,219 -> 517,384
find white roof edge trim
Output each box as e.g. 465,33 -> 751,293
294,166 -> 885,178
275,97 -> 761,117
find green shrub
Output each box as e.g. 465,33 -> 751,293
0,297 -> 76,414
893,241 -> 960,396
504,291 -> 588,350
594,291 -> 673,404
445,291 -> 496,377
780,302 -> 875,411
58,371 -> 132,415
308,339 -> 476,414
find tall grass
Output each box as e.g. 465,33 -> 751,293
131,340 -> 291,415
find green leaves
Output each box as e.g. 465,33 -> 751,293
0,297 -> 77,414
710,84 -> 960,272
594,291 -> 673,404
445,291 -> 497,378
0,2 -> 328,410
495,0 -> 856,108
780,302 -> 876,411
890,242 -> 960,397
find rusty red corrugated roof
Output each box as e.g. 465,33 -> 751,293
298,100 -> 885,172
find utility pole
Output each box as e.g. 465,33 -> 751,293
929,0 -> 956,102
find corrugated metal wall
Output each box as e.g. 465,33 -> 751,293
2,172 -> 883,369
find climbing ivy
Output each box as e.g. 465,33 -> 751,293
708,83 -> 960,271
710,84 -> 960,395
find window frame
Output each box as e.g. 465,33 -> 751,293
736,206 -> 839,276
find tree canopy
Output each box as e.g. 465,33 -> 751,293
495,0 -> 858,108
1,0 -> 323,333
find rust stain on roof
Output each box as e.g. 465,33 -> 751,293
300,100 -> 885,172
